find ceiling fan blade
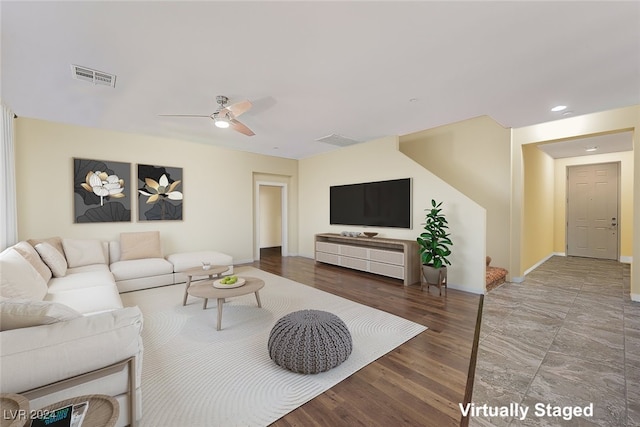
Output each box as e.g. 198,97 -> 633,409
229,118 -> 255,136
226,100 -> 252,117
158,114 -> 213,118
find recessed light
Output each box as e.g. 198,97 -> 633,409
562,111 -> 574,116
551,105 -> 567,112
585,146 -> 598,152
409,98 -> 419,102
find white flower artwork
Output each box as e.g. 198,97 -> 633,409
137,164 -> 183,221
73,158 -> 131,223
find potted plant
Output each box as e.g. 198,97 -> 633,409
417,199 -> 453,287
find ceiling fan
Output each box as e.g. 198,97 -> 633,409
159,95 -> 255,136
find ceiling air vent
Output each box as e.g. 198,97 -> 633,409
71,64 -> 116,87
316,133 -> 360,147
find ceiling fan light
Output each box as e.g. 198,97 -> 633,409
214,118 -> 230,129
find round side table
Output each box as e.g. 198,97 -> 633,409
181,265 -> 230,307
0,393 -> 29,427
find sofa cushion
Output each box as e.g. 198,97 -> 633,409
0,299 -> 81,331
0,306 -> 143,393
13,241 -> 52,283
62,238 -> 107,268
47,265 -> 115,293
44,285 -> 124,315
120,231 -> 162,261
0,248 -> 48,300
35,242 -> 68,277
167,251 -> 233,272
110,258 -> 173,281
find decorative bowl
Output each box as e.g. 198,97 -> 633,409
363,232 -> 378,238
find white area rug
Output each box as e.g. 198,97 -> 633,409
120,267 -> 427,426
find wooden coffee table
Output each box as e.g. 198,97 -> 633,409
187,276 -> 264,331
181,265 -> 230,307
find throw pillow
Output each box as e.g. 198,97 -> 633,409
0,248 -> 49,300
35,242 -> 68,277
120,231 -> 162,261
0,299 -> 81,331
27,237 -> 65,258
13,241 -> 52,283
62,238 -> 107,268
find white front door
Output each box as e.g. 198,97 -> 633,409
566,162 -> 619,260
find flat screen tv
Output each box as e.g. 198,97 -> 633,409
330,178 -> 411,228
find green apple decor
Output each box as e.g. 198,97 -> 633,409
416,199 -> 453,294
220,275 -> 239,285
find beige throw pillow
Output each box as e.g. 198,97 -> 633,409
28,237 -> 65,258
0,299 -> 81,331
62,238 -> 106,268
13,241 -> 52,283
120,231 -> 162,261
35,242 -> 68,277
0,248 -> 49,300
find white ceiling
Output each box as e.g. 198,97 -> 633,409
537,131 -> 634,159
2,1 -> 639,159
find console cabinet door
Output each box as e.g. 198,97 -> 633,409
340,256 -> 368,272
369,249 -> 404,266
369,261 -> 405,279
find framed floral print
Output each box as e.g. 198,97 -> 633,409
137,164 -> 183,221
73,158 -> 131,223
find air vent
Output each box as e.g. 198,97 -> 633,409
316,134 -> 360,147
71,65 -> 116,87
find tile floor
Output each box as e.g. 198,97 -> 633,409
470,256 -> 638,426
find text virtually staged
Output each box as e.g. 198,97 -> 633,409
459,401 -> 594,422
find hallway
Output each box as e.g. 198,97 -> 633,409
470,256 -> 637,426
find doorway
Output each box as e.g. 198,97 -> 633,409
254,181 -> 288,260
566,162 -> 619,260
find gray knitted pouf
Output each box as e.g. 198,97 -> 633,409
268,309 -> 352,374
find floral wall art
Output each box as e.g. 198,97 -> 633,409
73,158 -> 131,223
137,164 -> 183,221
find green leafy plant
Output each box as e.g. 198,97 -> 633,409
417,199 -> 453,268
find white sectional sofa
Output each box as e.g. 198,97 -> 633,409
0,238 -> 143,427
0,231 -> 233,427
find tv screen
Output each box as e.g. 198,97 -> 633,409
330,178 -> 411,228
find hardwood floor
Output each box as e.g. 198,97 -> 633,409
249,248 -> 482,427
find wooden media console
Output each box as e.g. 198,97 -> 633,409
314,233 -> 421,286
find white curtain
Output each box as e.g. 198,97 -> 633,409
1,103 -> 18,250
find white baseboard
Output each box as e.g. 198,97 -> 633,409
510,276 -> 525,283
620,256 -> 632,264
443,282 -> 484,295
632,293 -> 640,303
554,251 -> 566,257
523,253 -> 557,276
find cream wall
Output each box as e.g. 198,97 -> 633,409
521,144 -> 555,273
399,115 -> 511,271
15,118 -> 299,263
298,136 -> 486,294
553,151 -> 633,259
511,105 -> 639,300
